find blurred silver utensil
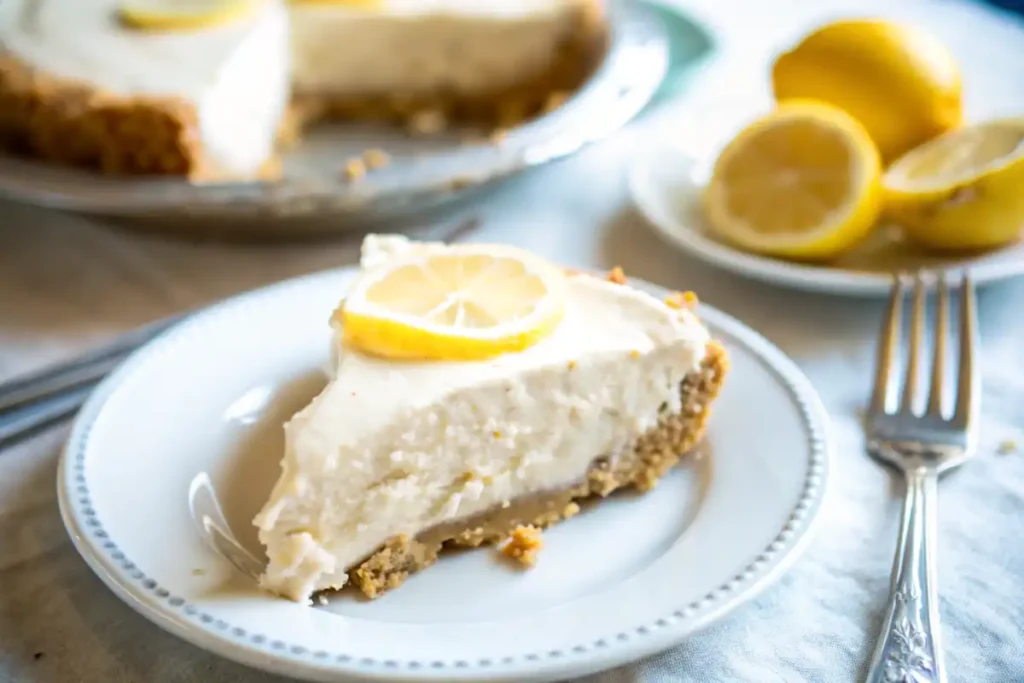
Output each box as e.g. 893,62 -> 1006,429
188,473 -> 264,582
0,315 -> 185,447
863,271 -> 979,683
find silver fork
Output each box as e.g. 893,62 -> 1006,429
863,271 -> 979,683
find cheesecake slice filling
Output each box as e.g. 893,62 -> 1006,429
254,236 -> 722,603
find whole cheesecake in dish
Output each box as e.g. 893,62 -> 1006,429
254,235 -> 728,603
0,0 -> 606,179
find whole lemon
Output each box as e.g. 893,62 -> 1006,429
772,19 -> 963,162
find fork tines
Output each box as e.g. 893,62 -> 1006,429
870,271 -> 979,427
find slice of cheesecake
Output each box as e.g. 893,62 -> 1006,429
0,0 -> 290,179
255,235 -> 727,603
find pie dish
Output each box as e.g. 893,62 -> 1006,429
254,235 -> 728,603
0,0 -> 606,180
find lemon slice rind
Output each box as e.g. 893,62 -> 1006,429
118,0 -> 256,30
337,245 -> 568,361
883,117 -> 1024,193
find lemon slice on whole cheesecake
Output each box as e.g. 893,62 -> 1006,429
704,100 -> 883,261
337,245 -> 568,361
118,0 -> 257,30
883,117 -> 1024,251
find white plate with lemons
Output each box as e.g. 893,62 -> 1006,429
630,19 -> 1024,297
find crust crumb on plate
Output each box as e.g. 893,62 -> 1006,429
362,149 -> 390,170
665,291 -> 699,310
342,157 -> 367,182
607,267 -> 628,285
501,525 -> 544,568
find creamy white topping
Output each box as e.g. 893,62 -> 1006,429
255,235 -> 710,603
289,0 -> 589,96
0,0 -> 289,176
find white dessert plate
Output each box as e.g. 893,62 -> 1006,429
628,100 -> 1024,297
0,0 -> 699,234
58,266 -> 831,682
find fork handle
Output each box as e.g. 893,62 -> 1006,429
865,465 -> 946,683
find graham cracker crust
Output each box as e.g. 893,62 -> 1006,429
344,340 -> 729,600
0,54 -> 211,178
0,0 -> 607,179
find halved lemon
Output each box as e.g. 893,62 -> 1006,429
704,100 -> 883,261
337,245 -> 567,361
883,117 -> 1024,251
118,0 -> 256,30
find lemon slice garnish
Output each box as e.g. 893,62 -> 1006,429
703,100 -> 883,262
118,0 -> 256,31
883,117 -> 1024,251
289,0 -> 380,6
337,245 -> 567,361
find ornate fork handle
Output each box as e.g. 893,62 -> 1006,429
865,463 -> 946,683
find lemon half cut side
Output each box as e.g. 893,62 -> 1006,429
118,0 -> 257,30
883,117 -> 1024,251
704,101 -> 883,262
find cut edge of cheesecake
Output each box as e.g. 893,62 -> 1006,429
0,54 -> 212,179
289,0 -> 608,135
334,340 -> 728,600
0,53 -> 301,180
0,0 -> 608,180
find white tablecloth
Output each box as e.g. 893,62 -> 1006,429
2,0 -> 1023,681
